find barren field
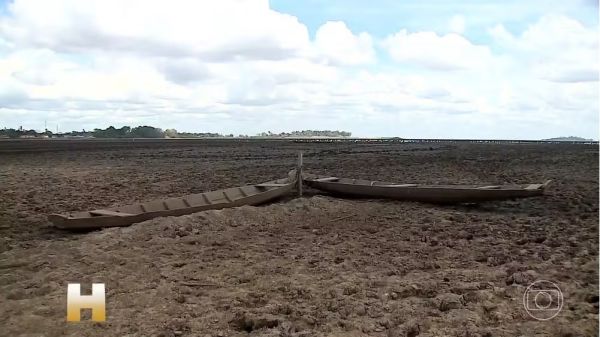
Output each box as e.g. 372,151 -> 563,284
0,140 -> 598,337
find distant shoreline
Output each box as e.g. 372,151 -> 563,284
542,136 -> 595,142
0,137 -> 597,144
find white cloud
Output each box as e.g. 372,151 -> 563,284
314,21 -> 375,65
489,14 -> 598,83
0,0 -> 311,61
382,30 -> 492,70
0,1 -> 597,139
449,15 -> 466,34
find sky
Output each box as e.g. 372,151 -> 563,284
0,0 -> 598,139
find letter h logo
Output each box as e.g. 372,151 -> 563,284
67,283 -> 106,322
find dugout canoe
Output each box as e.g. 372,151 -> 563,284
49,172 -> 297,229
303,173 -> 551,204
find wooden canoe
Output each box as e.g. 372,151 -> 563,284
303,173 -> 551,204
49,173 -> 297,229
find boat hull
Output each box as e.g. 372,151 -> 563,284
304,174 -> 550,204
49,176 -> 295,230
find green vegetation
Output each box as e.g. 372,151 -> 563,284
0,127 -> 53,138
92,126 -> 164,138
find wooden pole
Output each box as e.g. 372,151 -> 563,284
297,151 -> 303,197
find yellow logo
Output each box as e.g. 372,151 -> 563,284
66,283 -> 106,322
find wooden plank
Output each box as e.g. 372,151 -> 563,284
379,184 -> 418,187
297,152 -> 303,197
477,185 -> 501,189
256,183 -> 287,187
90,210 -> 134,217
315,177 -> 339,182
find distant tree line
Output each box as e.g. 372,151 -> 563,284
92,126 -> 164,138
168,130 -> 230,138
0,127 -> 53,138
1,126 -> 352,139
0,126 -> 167,138
256,130 -> 352,137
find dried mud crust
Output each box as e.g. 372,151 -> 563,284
0,141 -> 598,336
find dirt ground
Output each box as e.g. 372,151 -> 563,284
0,140 -> 598,337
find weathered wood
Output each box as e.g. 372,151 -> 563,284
315,177 -> 339,182
49,172 -> 297,230
89,210 -> 134,217
303,172 -> 549,204
297,152 -> 303,197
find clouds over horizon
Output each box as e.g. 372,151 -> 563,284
0,0 -> 597,139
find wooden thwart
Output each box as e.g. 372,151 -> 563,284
222,191 -> 233,203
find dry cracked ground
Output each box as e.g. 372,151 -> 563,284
0,140 -> 598,336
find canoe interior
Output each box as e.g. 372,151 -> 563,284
50,175 -> 296,229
